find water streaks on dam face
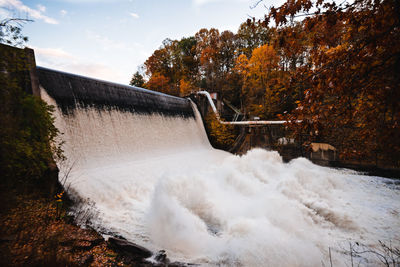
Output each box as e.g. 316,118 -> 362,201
37,67 -> 194,117
39,67 -> 400,266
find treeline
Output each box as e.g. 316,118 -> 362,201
131,21 -> 301,119
133,0 -> 399,167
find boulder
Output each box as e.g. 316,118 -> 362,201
107,237 -> 152,258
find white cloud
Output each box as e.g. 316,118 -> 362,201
129,12 -> 139,19
193,0 -> 248,6
32,47 -> 76,60
0,6 -> 11,18
51,0 -> 126,3
86,31 -> 146,53
0,0 -> 58,24
193,0 -> 214,5
86,31 -> 129,51
31,46 -> 124,82
64,63 -> 123,83
36,4 -> 46,13
83,31 -> 149,82
60,9 -> 67,16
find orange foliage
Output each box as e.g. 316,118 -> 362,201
234,44 -> 283,118
145,73 -> 174,95
269,0 -> 400,166
179,78 -> 195,96
135,0 -> 399,166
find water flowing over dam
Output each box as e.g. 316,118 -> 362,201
38,67 -> 400,266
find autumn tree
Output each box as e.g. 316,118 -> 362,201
237,19 -> 272,58
143,39 -> 176,95
134,0 -> 399,167
205,113 -> 236,150
266,0 -> 400,166
143,37 -> 200,96
195,28 -> 222,92
137,15 -> 308,120
179,78 -> 196,96
145,73 -> 172,95
234,44 -> 282,118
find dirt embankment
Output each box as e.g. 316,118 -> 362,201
0,186 -> 160,267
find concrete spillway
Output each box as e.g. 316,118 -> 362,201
37,66 -> 194,116
37,66 -> 400,267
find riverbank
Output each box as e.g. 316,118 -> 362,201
0,184 -> 165,266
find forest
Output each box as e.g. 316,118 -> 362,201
131,0 -> 400,167
0,0 -> 399,265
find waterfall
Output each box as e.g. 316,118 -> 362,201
39,68 -> 400,266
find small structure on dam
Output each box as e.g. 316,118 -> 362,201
191,92 -> 308,160
190,91 -> 339,165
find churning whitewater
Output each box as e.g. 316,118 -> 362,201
41,87 -> 400,266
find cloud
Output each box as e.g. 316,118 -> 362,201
193,0 -> 248,6
86,31 -> 146,53
0,0 -> 58,24
60,9 -> 67,16
31,33 -> 150,84
33,47 -> 76,60
36,4 -> 46,13
51,0 -> 125,3
129,12 -> 139,19
86,31 -> 129,51
32,46 -> 124,82
193,0 -> 214,5
0,5 -> 11,17
83,31 -> 150,82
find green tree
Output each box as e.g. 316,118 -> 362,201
129,71 -> 146,88
177,37 -> 199,84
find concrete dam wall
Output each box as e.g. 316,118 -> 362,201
37,66 -> 194,117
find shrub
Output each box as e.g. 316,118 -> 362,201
0,44 -> 63,187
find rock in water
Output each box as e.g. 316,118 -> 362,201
154,250 -> 167,263
107,237 -> 152,258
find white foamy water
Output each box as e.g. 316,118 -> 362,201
41,87 -> 400,266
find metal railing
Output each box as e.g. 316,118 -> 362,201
197,91 -> 291,125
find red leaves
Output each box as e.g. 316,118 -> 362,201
139,0 -> 399,167
273,0 -> 400,166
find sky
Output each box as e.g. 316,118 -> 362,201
0,0 -> 284,84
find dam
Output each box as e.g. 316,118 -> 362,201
23,48 -> 400,266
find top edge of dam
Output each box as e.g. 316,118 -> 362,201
37,66 -> 194,117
